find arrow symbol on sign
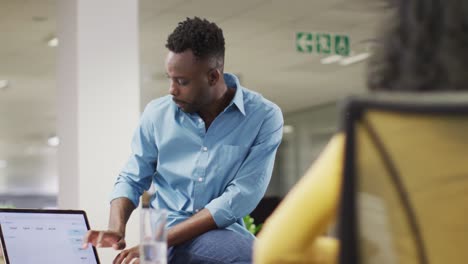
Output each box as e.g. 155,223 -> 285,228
296,32 -> 313,53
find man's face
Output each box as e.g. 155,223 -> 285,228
165,50 -> 213,113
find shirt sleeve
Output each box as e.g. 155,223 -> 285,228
253,133 -> 345,264
110,104 -> 158,207
205,105 -> 284,228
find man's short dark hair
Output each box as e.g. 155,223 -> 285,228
166,17 -> 225,68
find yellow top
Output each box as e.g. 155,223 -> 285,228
255,106 -> 468,263
254,134 -> 345,264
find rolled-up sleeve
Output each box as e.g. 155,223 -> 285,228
205,106 -> 283,228
110,105 -> 158,207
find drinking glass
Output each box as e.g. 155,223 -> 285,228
140,208 -> 167,264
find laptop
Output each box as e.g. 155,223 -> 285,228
0,208 -> 100,264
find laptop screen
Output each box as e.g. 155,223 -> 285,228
0,209 -> 99,264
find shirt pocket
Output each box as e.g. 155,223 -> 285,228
216,145 -> 250,178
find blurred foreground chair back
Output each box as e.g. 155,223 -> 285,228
338,95 -> 468,264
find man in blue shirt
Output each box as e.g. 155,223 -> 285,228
83,17 -> 283,263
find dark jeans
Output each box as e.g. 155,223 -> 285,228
169,229 -> 254,264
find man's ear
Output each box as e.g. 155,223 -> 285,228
208,69 -> 221,86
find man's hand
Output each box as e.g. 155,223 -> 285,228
113,244 -> 140,264
82,197 -> 135,250
82,230 -> 126,250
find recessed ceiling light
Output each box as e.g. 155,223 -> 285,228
47,37 -> 59,47
339,52 -> 371,66
0,80 -> 9,90
47,136 -> 60,147
283,125 -> 295,134
320,55 -> 343,65
0,160 -> 7,169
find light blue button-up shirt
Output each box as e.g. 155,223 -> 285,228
111,73 -> 283,238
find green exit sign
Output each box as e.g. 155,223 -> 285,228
296,32 -> 350,56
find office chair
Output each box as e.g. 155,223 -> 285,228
338,95 -> 468,264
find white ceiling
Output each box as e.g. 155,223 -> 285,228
0,0 -> 386,195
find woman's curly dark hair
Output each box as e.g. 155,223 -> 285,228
166,17 -> 225,68
368,0 -> 468,91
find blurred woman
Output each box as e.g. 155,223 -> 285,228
254,0 -> 468,263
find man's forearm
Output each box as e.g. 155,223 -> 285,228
167,208 -> 217,247
109,197 -> 136,236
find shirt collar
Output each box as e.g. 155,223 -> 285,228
224,73 -> 246,116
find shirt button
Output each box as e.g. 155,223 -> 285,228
198,177 -> 203,182
202,147 -> 208,152
198,118 -> 203,123
195,209 -> 200,213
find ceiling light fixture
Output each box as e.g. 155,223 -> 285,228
47,37 -> 59,47
283,125 -> 295,134
339,52 -> 371,66
0,160 -> 7,169
47,136 -> 60,147
320,55 -> 343,65
0,80 -> 9,90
